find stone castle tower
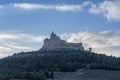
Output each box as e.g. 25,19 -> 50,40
41,32 -> 84,51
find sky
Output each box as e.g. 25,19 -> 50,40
0,0 -> 120,58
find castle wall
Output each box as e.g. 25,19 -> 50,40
41,32 -> 84,51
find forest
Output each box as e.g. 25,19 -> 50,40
0,49 -> 120,80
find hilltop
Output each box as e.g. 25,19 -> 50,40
0,32 -> 119,80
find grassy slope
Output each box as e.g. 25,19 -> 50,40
48,69 -> 120,80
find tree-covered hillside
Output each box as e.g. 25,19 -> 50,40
0,49 -> 120,80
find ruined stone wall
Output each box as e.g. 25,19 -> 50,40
41,32 -> 84,51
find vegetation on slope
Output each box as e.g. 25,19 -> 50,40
0,49 -> 120,80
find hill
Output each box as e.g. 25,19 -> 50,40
0,32 -> 120,80
0,50 -> 120,80
48,69 -> 120,80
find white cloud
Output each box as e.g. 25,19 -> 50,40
61,31 -> 120,57
0,41 -> 31,58
0,5 -> 3,8
55,5 -> 82,12
11,3 -> 83,11
89,0 -> 120,21
5,43 -> 31,50
0,33 -> 47,58
0,1 -> 120,21
0,46 -> 12,51
82,1 -> 93,7
12,3 -> 49,10
89,4 -> 101,15
0,34 -> 19,40
17,34 -> 47,42
0,46 -> 12,58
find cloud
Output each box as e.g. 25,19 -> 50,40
0,46 -> 12,51
0,33 -> 47,58
5,43 -> 31,50
0,46 -> 12,58
61,31 -> 120,57
0,5 -> 3,8
0,1 -> 120,21
89,0 -> 120,21
0,41 -> 31,58
11,3 -> 83,11
0,34 -> 19,40
17,34 -> 47,42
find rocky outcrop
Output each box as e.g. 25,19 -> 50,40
41,32 -> 84,51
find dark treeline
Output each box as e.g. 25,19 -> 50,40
0,49 -> 120,80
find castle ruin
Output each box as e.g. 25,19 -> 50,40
41,32 -> 84,51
